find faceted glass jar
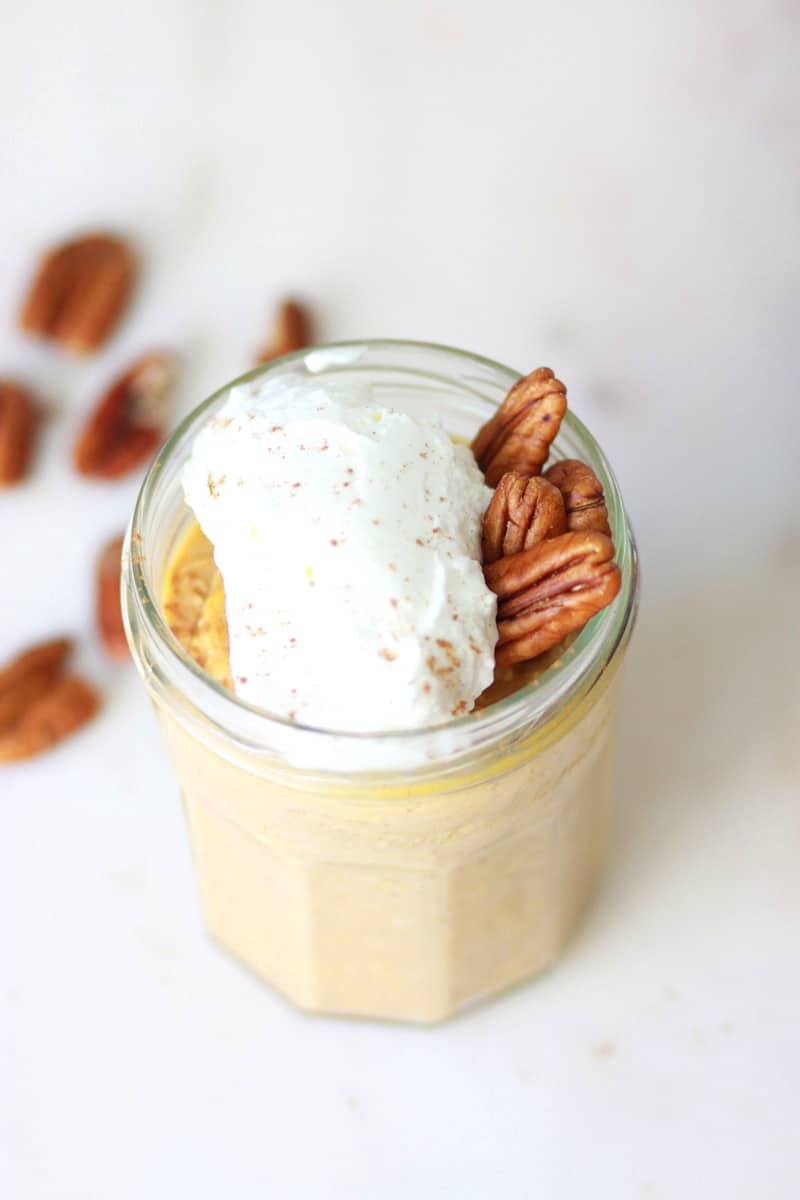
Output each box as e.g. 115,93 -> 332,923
122,341 -> 639,1023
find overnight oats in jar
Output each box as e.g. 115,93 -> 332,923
122,340 -> 638,1023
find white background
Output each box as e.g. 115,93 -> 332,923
1,2 -> 799,1197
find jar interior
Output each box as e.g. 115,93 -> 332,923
125,341 -> 638,780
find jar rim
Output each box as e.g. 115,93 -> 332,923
122,339 -> 639,773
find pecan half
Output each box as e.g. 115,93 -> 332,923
0,381 -> 39,487
472,367 -> 567,486
74,352 -> 177,479
0,637 -> 99,762
256,299 -> 311,364
0,638 -> 72,733
545,459 -> 611,535
0,676 -> 100,763
484,531 -> 621,667
482,472 -> 567,565
19,232 -> 135,354
97,535 -> 128,658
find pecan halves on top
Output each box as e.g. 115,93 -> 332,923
484,531 -> 621,668
545,458 -> 611,535
472,367 -> 567,486
482,472 -> 567,565
74,352 -> 177,479
0,381 -> 39,487
19,233 -> 136,354
256,299 -> 311,364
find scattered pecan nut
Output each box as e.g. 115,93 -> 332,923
0,638 -> 100,762
484,531 -> 621,668
545,458 -> 611,535
97,534 -> 128,658
482,472 -> 567,565
74,352 -> 177,479
0,676 -> 100,763
256,299 -> 311,364
0,638 -> 72,733
472,367 -> 567,486
0,381 -> 39,487
19,232 -> 136,354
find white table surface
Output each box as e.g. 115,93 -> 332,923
2,3 -> 799,1197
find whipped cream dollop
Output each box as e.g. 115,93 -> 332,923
182,377 -> 497,732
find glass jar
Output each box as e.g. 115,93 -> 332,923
122,340 -> 639,1023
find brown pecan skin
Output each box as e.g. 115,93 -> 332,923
256,299 -> 311,364
19,233 -> 135,354
484,531 -> 621,667
0,381 -> 39,486
0,637 -> 99,762
545,459 -> 611,535
472,367 -> 567,486
97,535 -> 128,658
0,638 -> 72,733
482,472 -> 567,565
74,352 -> 176,479
0,676 -> 100,763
